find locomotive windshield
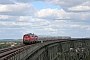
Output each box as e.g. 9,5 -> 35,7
23,35 -> 30,40
24,35 -> 29,37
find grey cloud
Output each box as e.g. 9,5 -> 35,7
47,0 -> 89,7
36,15 -> 59,20
0,15 -> 19,21
46,0 -> 90,12
15,0 -> 45,3
0,4 -> 36,16
0,0 -> 14,4
65,10 -> 90,12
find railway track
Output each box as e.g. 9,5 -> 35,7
0,44 -> 32,60
0,40 -> 51,60
0,44 -> 25,54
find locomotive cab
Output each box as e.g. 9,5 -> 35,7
23,34 -> 30,44
23,33 -> 38,44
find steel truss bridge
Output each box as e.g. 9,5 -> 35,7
0,38 -> 90,60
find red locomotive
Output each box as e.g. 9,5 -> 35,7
23,33 -> 38,44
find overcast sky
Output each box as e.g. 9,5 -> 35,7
0,0 -> 90,39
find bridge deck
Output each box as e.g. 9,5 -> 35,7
0,38 -> 90,60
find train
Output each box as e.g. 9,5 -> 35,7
23,33 -> 71,44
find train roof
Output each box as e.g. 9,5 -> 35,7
24,33 -> 37,36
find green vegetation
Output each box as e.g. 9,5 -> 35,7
83,56 -> 90,60
0,39 -> 23,49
